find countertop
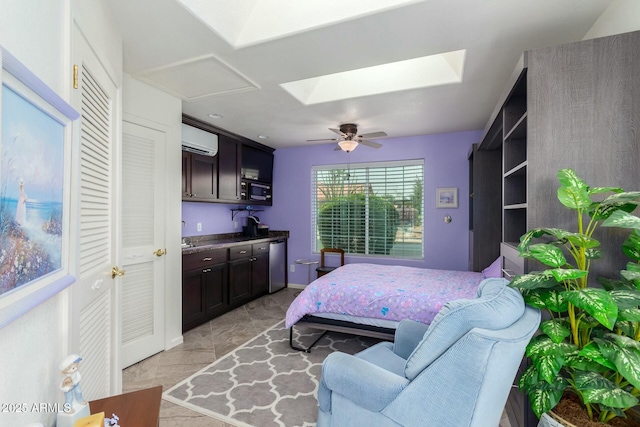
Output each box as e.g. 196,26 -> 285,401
181,230 -> 289,255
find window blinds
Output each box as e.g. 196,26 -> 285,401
311,159 -> 424,259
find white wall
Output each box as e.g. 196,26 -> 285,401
0,0 -> 122,425
583,0 -> 640,39
122,74 -> 184,350
0,1 -> 70,426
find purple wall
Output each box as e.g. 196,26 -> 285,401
182,130 -> 481,285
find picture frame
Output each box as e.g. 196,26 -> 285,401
436,187 -> 458,208
0,46 -> 79,328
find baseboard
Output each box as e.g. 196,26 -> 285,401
166,335 -> 184,351
287,283 -> 307,290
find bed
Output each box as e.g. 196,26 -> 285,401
285,263 -> 487,351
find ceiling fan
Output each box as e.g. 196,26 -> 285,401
307,123 -> 387,152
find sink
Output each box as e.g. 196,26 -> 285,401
181,242 -> 194,248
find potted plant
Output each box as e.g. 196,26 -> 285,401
509,168 -> 640,425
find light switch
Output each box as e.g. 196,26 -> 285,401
197,222 -> 202,231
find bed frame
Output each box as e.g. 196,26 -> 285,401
289,314 -> 396,352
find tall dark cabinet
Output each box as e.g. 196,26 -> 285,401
474,30 -> 640,427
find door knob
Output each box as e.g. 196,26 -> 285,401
111,266 -> 126,279
154,248 -> 167,257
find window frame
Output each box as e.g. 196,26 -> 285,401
311,159 -> 424,260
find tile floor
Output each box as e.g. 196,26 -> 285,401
122,286 -> 512,427
122,287 -> 299,427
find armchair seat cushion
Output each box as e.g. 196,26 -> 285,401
355,342 -> 405,377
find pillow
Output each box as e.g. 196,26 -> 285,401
482,257 -> 502,278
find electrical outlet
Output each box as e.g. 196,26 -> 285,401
290,264 -> 295,273
197,222 -> 202,232
233,220 -> 238,229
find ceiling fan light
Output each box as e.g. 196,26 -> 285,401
338,140 -> 358,152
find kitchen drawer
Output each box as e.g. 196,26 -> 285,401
229,244 -> 252,261
501,242 -> 524,280
183,248 -> 228,271
252,242 -> 270,256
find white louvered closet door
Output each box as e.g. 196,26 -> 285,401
120,121 -> 165,368
71,26 -> 121,400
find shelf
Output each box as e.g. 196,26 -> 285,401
504,161 -> 527,178
504,112 -> 527,141
230,207 -> 264,220
504,203 -> 527,210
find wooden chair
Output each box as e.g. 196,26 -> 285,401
316,248 -> 345,278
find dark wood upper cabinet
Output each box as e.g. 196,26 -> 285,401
188,152 -> 218,200
217,135 -> 240,201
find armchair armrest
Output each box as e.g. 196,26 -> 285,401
321,352 -> 409,412
393,319 -> 429,359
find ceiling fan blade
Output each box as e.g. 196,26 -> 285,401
358,131 -> 387,139
333,144 -> 342,151
307,138 -> 338,142
329,128 -> 345,137
359,139 -> 383,149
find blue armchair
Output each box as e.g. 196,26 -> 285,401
317,278 -> 540,427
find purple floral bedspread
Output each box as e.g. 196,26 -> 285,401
285,263 -> 485,328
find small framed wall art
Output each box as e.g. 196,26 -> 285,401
436,187 -> 458,208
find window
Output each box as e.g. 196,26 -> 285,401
312,159 -> 424,259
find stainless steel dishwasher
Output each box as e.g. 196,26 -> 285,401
269,239 -> 286,293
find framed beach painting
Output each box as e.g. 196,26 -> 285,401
0,46 -> 79,328
436,187 -> 458,208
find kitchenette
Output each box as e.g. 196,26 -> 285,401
181,115 -> 288,333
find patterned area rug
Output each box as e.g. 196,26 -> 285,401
163,320 -> 380,427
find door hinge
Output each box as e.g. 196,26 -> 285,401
73,64 -> 78,89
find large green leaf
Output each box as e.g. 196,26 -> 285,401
601,191 -> 640,207
563,288 -> 618,330
518,364 -> 540,390
602,210 -> 640,230
621,270 -> 640,286
598,277 -> 636,291
610,289 -> 640,309
526,377 -> 569,418
534,355 -> 565,384
564,233 -> 601,249
623,230 -> 640,262
526,335 -> 566,357
616,321 -> 637,337
618,308 -> 640,322
557,169 -> 586,189
581,387 -> 638,408
579,342 -> 617,370
529,244 -> 567,268
510,272 -> 559,290
588,187 -> 624,196
565,353 -> 611,372
540,319 -> 571,343
591,202 -> 639,221
517,228 -> 571,252
574,370 -> 616,390
550,268 -> 588,282
596,334 -> 640,390
558,185 -> 591,210
541,289 -> 569,313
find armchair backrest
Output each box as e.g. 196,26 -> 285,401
404,277 -> 524,380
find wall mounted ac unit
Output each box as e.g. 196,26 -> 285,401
182,123 -> 218,156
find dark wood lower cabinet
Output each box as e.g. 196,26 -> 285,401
182,262 -> 229,333
183,243 -> 274,332
229,258 -> 252,306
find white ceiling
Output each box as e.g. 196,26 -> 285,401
107,0 -> 612,150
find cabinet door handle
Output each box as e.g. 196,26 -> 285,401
202,268 -> 211,273
258,247 -> 266,250
239,250 -> 247,254
202,257 -> 212,261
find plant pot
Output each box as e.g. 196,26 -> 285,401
538,412 -> 577,427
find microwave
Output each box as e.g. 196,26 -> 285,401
241,181 -> 271,201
